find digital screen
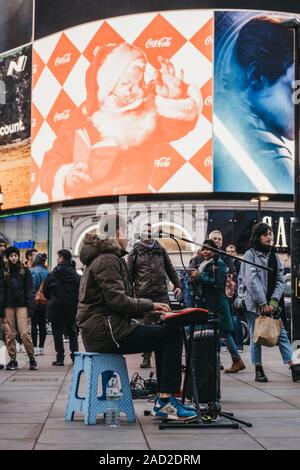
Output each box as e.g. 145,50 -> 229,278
31,10 -> 213,204
214,11 -> 295,194
0,45 -> 32,209
0,0 -> 33,54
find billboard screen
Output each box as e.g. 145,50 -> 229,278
214,11 -> 295,194
31,10 -> 213,204
0,0 -> 33,55
0,45 -> 32,209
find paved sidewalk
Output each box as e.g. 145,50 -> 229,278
0,338 -> 300,450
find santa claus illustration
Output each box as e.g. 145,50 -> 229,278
40,42 -> 202,200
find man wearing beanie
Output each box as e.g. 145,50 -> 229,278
40,42 -> 202,201
0,246 -> 38,370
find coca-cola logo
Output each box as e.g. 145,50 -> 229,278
204,156 -> 212,167
205,35 -> 213,46
54,109 -> 71,122
154,157 -> 171,168
54,53 -> 72,67
146,37 -> 172,49
204,96 -> 213,106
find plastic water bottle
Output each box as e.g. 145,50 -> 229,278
105,374 -> 121,428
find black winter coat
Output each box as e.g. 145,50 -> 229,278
43,261 -> 80,324
127,241 -> 180,298
77,234 -> 154,353
0,264 -> 34,317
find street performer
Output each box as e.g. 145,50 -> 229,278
76,213 -> 197,421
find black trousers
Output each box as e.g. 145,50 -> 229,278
117,324 -> 183,394
51,321 -> 78,360
31,309 -> 47,348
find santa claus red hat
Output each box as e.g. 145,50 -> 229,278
84,43 -> 146,115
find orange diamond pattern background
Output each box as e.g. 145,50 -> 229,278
32,50 -> 45,89
83,21 -> 125,62
133,14 -> 186,69
190,18 -> 214,62
48,33 -> 81,85
31,10 -> 213,203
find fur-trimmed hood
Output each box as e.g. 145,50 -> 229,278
79,233 -> 122,266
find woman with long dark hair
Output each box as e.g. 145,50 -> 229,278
240,222 -> 300,383
0,247 -> 38,370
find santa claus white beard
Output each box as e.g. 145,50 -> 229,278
91,103 -> 157,150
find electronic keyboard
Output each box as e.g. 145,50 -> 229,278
164,307 -> 210,325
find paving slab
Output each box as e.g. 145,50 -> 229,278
0,343 -> 300,450
0,439 -> 35,450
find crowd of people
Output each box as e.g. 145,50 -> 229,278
0,241 -> 80,370
1,215 -> 300,421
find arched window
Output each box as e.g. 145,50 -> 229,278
152,222 -> 195,253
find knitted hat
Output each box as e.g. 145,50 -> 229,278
84,42 -> 146,115
5,246 -> 20,258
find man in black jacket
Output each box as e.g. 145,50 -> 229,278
43,250 -> 80,366
127,224 -> 181,368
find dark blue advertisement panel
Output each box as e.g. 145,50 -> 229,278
214,11 -> 296,194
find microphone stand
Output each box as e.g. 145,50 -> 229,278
158,231 -> 260,430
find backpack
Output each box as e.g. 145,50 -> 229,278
34,281 -> 47,306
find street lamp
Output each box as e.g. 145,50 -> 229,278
0,186 -> 3,210
280,19 -> 300,343
250,195 -> 269,222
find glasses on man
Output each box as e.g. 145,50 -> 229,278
0,244 -> 6,247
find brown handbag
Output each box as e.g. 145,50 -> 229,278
34,282 -> 47,306
254,315 -> 282,347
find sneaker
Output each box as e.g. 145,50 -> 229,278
29,358 -> 38,370
6,359 -> 18,370
0,364 -> 4,370
39,348 -> 44,355
238,348 -> 244,353
34,347 -> 40,356
151,396 -> 197,421
52,360 -> 64,366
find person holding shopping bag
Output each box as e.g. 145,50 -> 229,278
239,222 -> 300,383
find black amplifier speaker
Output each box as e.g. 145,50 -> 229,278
186,329 -> 221,403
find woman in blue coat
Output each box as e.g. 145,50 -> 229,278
190,239 -> 245,373
30,253 -> 49,355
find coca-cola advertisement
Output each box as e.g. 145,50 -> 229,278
31,10 -> 213,204
0,44 -> 32,209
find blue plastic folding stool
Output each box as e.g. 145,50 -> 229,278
65,352 -> 136,425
